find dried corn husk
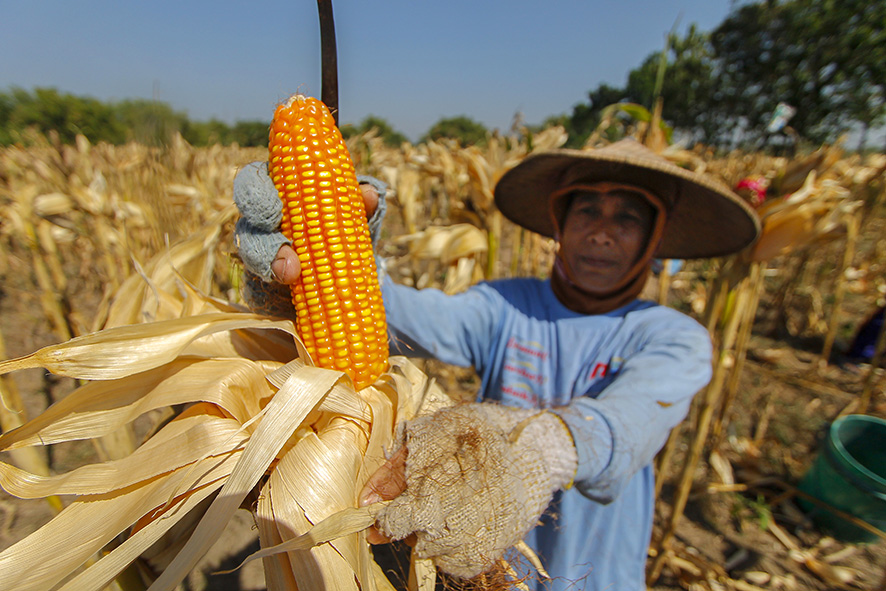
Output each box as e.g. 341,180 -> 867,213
394,224 -> 488,294
0,229 -> 461,591
748,172 -> 861,262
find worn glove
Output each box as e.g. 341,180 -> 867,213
232,161 -> 388,314
376,403 -> 577,579
233,161 -> 290,284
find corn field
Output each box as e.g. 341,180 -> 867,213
0,126 -> 885,590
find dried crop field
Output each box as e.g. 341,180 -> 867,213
0,128 -> 885,590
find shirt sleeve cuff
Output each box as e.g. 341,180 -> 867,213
550,403 -> 620,504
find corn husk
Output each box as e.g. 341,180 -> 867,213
394,223 -> 488,294
0,229 -> 459,591
748,172 -> 861,262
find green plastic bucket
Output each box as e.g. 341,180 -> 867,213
797,414 -> 886,543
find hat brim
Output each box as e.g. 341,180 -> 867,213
493,143 -> 761,259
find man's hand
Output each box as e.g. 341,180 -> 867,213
358,446 -> 409,544
361,403 -> 578,579
233,161 -> 385,284
261,183 -> 382,285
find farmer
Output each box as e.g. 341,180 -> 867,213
233,138 -> 760,590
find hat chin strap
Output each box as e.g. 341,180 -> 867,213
548,183 -> 668,315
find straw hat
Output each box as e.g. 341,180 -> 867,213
494,139 -> 761,259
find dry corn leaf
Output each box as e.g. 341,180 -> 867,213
0,304 -> 454,591
0,312 -> 300,382
262,463 -> 368,590
356,385 -> 396,487
0,443 -> 238,591
146,363 -> 347,591
57,476 -> 222,591
410,554 -> 437,591
33,192 -> 75,217
100,213 -> 233,329
799,555 -> 859,589
529,126 -> 568,152
394,224 -> 488,294
439,226 -> 488,266
748,172 -> 858,262
0,358 -> 271,450
0,409 -> 246,498
395,224 -> 487,262
443,256 -> 482,295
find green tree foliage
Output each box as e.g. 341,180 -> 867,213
626,25 -> 721,144
558,84 -> 630,148
422,116 -> 488,146
0,93 -> 14,145
341,115 -> 409,147
231,121 -> 271,147
710,0 -> 886,147
182,119 -> 271,147
0,87 -> 273,147
1,87 -> 126,145
0,87 -> 416,148
182,118 -> 232,146
115,98 -> 189,146
561,0 -> 884,150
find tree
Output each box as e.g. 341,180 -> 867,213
0,87 -> 126,145
231,121 -> 270,147
181,118 -> 233,146
826,0 -> 886,150
422,116 -> 488,146
626,25 -> 721,145
114,99 -> 188,146
710,0 -> 886,147
341,115 -> 408,147
558,0 -> 885,150
559,84 -> 631,147
0,87 -> 276,147
0,92 -> 16,145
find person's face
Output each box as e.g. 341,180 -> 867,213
558,190 -> 655,294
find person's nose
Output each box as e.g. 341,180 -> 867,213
586,222 -> 615,246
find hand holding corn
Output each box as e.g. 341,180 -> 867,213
235,94 -> 389,389
273,179 -> 379,285
234,165 -> 386,285
363,403 -> 578,579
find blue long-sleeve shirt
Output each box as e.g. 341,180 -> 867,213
382,276 -> 712,591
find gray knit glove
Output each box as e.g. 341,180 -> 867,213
233,161 -> 289,284
232,161 -> 388,315
377,403 -> 577,579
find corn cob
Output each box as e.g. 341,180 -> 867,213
268,94 -> 388,390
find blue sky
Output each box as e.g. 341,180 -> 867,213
1,0 -> 739,141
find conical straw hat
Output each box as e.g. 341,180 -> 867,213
494,139 -> 760,259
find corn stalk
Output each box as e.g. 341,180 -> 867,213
819,210 -> 860,367
649,258 -> 762,584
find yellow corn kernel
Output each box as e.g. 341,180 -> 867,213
268,94 -> 388,389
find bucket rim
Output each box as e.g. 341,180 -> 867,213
826,415 -> 886,497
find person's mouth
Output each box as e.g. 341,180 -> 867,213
577,255 -> 617,270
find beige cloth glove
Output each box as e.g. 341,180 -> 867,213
376,403 -> 577,579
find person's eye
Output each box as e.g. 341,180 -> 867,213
576,205 -> 598,218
